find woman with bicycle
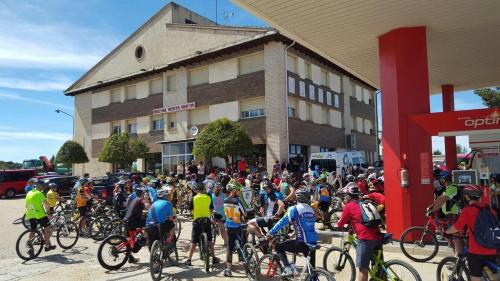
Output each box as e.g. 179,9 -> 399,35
445,185 -> 497,281
223,184 -> 246,277
266,189 -> 318,277
336,185 -> 383,281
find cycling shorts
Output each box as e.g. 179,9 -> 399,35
77,206 -> 87,217
355,239 -> 383,269
466,253 -> 496,277
191,217 -> 212,244
29,216 -> 50,231
256,216 -> 274,228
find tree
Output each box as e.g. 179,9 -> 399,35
433,149 -> 442,155
474,87 -> 500,108
49,155 -> 55,164
99,133 -> 149,169
55,140 -> 89,165
456,144 -> 468,154
193,118 -> 254,161
0,161 -> 22,169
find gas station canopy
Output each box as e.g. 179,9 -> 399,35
233,0 -> 500,93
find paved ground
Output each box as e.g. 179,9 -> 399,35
0,197 -> 443,281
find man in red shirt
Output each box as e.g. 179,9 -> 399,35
238,158 -> 247,177
337,185 -> 383,281
446,185 -> 497,281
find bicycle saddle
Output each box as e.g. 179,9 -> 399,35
382,233 -> 393,245
307,244 -> 321,250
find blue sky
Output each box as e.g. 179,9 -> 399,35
0,0 -> 486,162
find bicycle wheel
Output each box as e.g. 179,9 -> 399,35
256,254 -> 283,281
104,219 -> 126,237
399,226 -> 439,262
385,259 -> 423,281
97,234 -> 130,271
78,217 -> 91,237
436,256 -> 471,281
56,221 -> 79,249
150,240 -> 164,281
90,216 -> 111,241
16,229 -> 44,261
175,217 -> 181,240
199,233 -> 210,273
241,242 -> 259,280
304,268 -> 336,281
22,214 -> 30,229
322,246 -> 355,281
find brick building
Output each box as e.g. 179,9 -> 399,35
64,3 -> 377,176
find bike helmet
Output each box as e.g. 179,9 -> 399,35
48,183 -> 58,189
463,184 -> 483,200
346,174 -> 355,182
261,179 -> 272,189
296,189 -> 310,204
346,184 -> 361,198
227,183 -> 240,192
157,189 -> 170,200
133,184 -> 146,196
357,174 -> 366,180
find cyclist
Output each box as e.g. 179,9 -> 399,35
146,189 -> 175,248
247,181 -> 285,239
123,186 -> 148,263
427,172 -> 464,254
46,183 -> 60,218
445,185 -> 497,281
266,189 -> 318,276
211,183 -> 227,245
313,175 -> 332,230
75,178 -> 93,231
337,185 -> 383,281
25,182 -> 56,252
25,178 -> 36,193
185,183 -> 220,266
113,181 -> 128,218
223,184 -> 246,277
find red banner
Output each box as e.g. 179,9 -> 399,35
153,102 -> 196,115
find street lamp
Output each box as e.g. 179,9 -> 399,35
55,109 -> 74,140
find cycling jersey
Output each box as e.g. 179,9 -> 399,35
240,186 -> 254,212
442,184 -> 459,215
190,193 -> 213,221
211,192 -> 226,219
314,185 -> 331,202
46,189 -> 59,207
25,190 -> 47,220
224,196 -> 245,228
147,186 -> 158,203
146,199 -> 174,226
269,203 -> 318,244
260,191 -> 282,217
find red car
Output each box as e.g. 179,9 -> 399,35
0,169 -> 38,198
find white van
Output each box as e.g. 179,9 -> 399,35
309,151 -> 366,180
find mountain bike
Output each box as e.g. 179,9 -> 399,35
149,225 -> 179,281
195,217 -> 212,273
97,227 -> 147,270
256,235 -> 334,281
233,225 -> 259,281
323,229 -> 422,281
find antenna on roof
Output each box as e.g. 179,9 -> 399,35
215,0 -> 218,25
223,11 -> 235,25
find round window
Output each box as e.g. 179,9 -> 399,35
135,45 -> 145,61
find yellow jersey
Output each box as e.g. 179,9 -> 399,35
46,189 -> 59,208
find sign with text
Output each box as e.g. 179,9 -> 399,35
153,102 -> 196,115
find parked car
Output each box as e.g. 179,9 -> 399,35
108,172 -> 155,184
38,176 -> 78,197
91,177 -> 115,204
0,169 -> 38,198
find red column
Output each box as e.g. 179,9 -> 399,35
379,27 -> 434,239
442,85 -> 457,170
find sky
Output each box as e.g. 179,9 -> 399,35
0,0 -> 488,163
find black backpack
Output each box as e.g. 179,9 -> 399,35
471,205 -> 500,249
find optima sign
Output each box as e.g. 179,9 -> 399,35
463,116 -> 500,128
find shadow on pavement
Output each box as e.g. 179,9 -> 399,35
22,253 -> 85,265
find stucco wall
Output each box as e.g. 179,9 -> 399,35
208,58 -> 237,84
91,90 -> 110,108
209,101 -> 239,121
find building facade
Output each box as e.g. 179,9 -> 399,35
65,3 -> 377,177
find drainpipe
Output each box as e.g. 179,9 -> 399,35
374,90 -> 381,161
284,40 -> 296,163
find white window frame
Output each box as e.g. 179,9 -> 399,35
326,91 -> 332,106
112,122 -> 121,134
241,108 -> 265,119
127,122 -> 137,134
334,94 -> 340,108
309,85 -> 315,100
152,118 -> 164,131
299,81 -> 306,97
288,107 -> 296,117
288,76 -> 296,94
318,88 -> 324,103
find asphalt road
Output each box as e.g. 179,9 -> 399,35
0,196 -> 441,281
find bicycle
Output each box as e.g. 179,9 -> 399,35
97,227 -> 147,270
232,223 -> 260,281
15,218 -> 79,261
256,235 -> 335,281
399,210 -> 451,262
195,217 -> 213,273
323,229 -> 422,281
149,225 -> 179,281
436,236 -> 499,281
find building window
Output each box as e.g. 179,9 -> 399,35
125,84 -> 136,100
112,122 -> 121,134
241,108 -> 265,119
288,107 -> 296,117
169,121 -> 176,129
334,94 -> 340,108
326,91 -> 332,106
135,45 -> 145,61
127,121 -> 137,134
299,81 -> 306,97
287,54 -> 297,73
289,144 -> 303,155
188,67 -> 209,86
238,52 -> 264,75
318,88 -> 324,103
320,69 -> 328,86
152,117 -> 164,131
288,76 -> 296,94
150,78 -> 162,95
162,141 -> 195,175
167,75 -> 176,92
309,85 -> 315,100
167,113 -> 176,129
320,147 -> 330,152
110,88 -> 121,103
305,62 -> 312,80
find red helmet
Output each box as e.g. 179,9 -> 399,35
463,184 -> 482,199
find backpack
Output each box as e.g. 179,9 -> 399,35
113,192 -> 127,213
445,184 -> 465,211
359,200 -> 382,227
472,206 -> 500,249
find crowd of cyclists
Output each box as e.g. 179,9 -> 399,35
18,159 -> 499,280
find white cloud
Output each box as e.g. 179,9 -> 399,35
0,92 -> 72,110
0,76 -> 73,91
0,130 -> 71,141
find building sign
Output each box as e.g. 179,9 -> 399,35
153,102 -> 196,115
420,152 -> 431,184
